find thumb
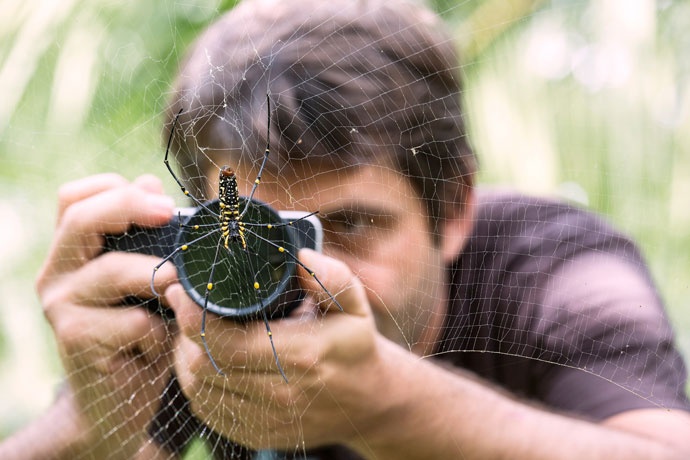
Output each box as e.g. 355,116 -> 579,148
297,249 -> 370,317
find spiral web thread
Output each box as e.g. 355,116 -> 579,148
0,0 -> 689,458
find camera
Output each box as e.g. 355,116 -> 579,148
103,197 -> 323,321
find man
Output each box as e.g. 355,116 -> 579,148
3,0 -> 689,458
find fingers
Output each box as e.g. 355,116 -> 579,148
39,177 -> 175,281
132,174 -> 168,193
54,304 -> 170,365
58,183 -> 175,243
168,249 -> 372,380
39,173 -> 179,346
40,252 -> 176,374
167,283 -> 278,376
57,173 -> 129,222
166,284 -> 253,369
41,254 -> 174,364
297,248 -> 369,317
57,174 -> 165,220
169,249 -> 381,450
44,252 -> 177,311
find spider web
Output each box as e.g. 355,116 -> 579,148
1,0 -> 689,458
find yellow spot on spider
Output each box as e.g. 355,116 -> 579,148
184,190 -> 189,195
200,332 -> 206,337
310,272 -> 315,277
207,283 -> 214,290
267,331 -> 272,337
255,179 -> 260,185
253,281 -> 260,289
267,224 -> 273,229
193,225 -> 199,230
181,245 -> 188,251
278,247 -> 285,252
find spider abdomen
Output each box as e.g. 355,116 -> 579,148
219,166 -> 247,250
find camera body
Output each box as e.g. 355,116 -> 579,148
104,197 -> 322,321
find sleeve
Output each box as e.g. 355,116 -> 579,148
445,191 -> 690,421
532,251 -> 690,419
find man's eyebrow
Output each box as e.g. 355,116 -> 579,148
319,204 -> 397,219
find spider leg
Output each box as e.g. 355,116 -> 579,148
242,245 -> 289,382
240,93 -> 272,219
150,229 -> 220,297
245,228 -> 344,312
261,309 -> 287,382
164,109 -> 219,217
180,221 -> 217,231
197,235 -> 289,380
201,239 -> 226,375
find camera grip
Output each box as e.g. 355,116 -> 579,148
103,220 -> 180,258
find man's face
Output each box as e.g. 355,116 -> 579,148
208,163 -> 460,355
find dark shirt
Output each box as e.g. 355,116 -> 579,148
150,190 -> 690,458
439,190 -> 689,419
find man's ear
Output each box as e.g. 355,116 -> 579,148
441,190 -> 476,263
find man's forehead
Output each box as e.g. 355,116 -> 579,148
206,162 -> 416,209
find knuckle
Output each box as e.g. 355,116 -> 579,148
59,201 -> 89,230
56,180 -> 87,209
57,173 -> 127,205
88,252 -> 124,283
181,336 -> 210,376
40,285 -> 70,324
34,266 -> 52,297
133,174 -> 164,191
272,391 -> 290,409
292,346 -> 321,374
271,384 -> 302,409
50,315 -> 84,353
97,172 -> 129,187
125,307 -> 152,334
119,183 -> 141,206
187,351 -> 206,375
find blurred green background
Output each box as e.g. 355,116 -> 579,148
1,0 -> 689,442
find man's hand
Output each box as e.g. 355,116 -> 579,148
168,248 -> 404,450
34,174 -> 178,458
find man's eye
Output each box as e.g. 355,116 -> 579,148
320,209 -> 396,256
330,213 -> 373,233
321,210 -> 396,237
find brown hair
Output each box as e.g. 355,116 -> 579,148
167,0 -> 477,235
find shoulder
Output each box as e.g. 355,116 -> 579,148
451,188 -> 648,304
440,188 -> 690,418
468,188 -> 639,263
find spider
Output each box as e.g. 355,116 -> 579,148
151,95 -> 342,381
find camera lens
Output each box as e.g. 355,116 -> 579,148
174,198 -> 299,319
